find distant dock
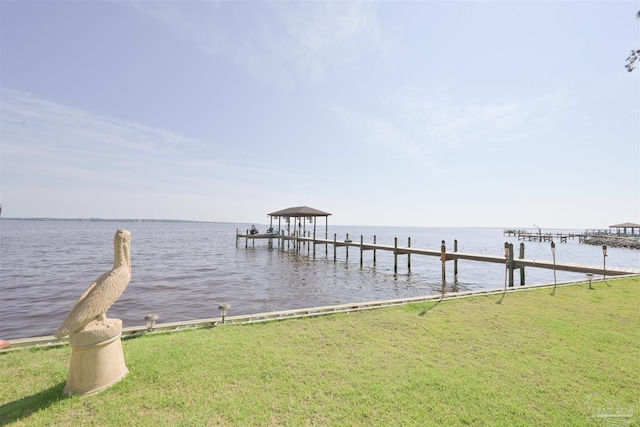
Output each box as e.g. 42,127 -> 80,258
504,228 -> 640,249
503,229 -> 579,243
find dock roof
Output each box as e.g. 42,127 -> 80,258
609,222 -> 640,228
268,206 -> 331,218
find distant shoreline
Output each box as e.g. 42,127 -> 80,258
0,217 -> 592,230
0,217 -> 223,224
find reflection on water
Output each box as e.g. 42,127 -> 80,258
1,220 -> 638,340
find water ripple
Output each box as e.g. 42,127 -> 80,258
1,220 -> 638,339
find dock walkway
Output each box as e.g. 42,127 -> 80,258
237,231 -> 640,282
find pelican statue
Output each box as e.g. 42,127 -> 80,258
54,229 -> 132,339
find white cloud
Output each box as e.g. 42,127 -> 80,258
0,84 -> 440,220
126,1 -> 389,84
331,104 -> 444,175
0,88 -> 321,218
1,88 -> 230,179
329,85 -> 577,173
396,86 -> 576,148
276,1 -> 390,82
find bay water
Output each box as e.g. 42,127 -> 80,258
1,219 -> 638,340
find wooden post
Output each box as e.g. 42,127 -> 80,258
302,218 -> 306,250
454,239 -> 458,277
373,235 -> 377,266
346,233 -> 349,262
407,237 -> 411,272
394,237 -> 398,274
440,240 -> 446,283
508,243 -> 514,287
313,229 -> 316,258
333,233 -> 337,262
245,229 -> 249,248
325,217 -> 328,256
360,235 -> 364,268
519,242 -> 525,286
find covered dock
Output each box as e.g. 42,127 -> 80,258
268,206 -> 331,250
237,206 -> 332,251
608,222 -> 640,236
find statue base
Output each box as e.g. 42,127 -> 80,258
63,318 -> 128,395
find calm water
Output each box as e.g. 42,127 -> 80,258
1,219 -> 638,340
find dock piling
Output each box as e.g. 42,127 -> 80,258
394,238 -> 398,274
519,243 -> 525,286
454,240 -> 458,278
408,237 -> 411,272
346,234 -> 349,262
508,243 -> 514,287
441,240 -> 446,283
503,242 -> 509,291
373,235 -> 377,266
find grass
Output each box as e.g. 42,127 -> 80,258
1,277 -> 639,426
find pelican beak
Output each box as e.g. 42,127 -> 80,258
116,229 -> 132,274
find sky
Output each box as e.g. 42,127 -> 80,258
1,0 -> 639,229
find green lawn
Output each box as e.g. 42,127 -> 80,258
1,277 -> 638,426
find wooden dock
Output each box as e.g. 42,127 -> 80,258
503,229 -> 580,243
237,230 -> 640,286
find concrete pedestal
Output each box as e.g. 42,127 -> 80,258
63,318 -> 128,395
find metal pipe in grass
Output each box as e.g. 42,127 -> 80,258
602,245 -> 607,281
498,242 -> 509,304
